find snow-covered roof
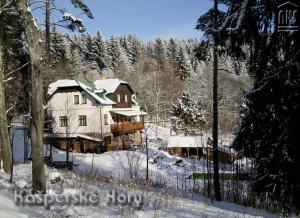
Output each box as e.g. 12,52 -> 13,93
93,79 -> 129,94
48,79 -> 79,95
167,136 -> 201,148
48,79 -> 115,105
110,109 -> 148,117
44,133 -> 103,142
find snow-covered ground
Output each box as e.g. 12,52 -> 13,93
0,163 -> 277,218
0,124 -> 278,217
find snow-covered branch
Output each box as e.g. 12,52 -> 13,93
0,0 -> 12,14
227,0 -> 249,32
4,62 -> 30,79
6,105 -> 15,114
3,77 -> 15,83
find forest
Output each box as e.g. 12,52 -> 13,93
0,0 -> 299,217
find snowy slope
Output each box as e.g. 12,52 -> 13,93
1,124 -> 278,217
0,164 -> 277,218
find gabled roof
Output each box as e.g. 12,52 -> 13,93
94,79 -> 132,94
48,79 -> 79,96
48,79 -> 115,105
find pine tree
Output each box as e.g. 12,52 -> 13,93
153,38 -> 168,69
107,34 -> 130,73
82,33 -> 96,61
69,41 -> 85,75
170,91 -> 206,135
50,27 -> 66,63
201,0 -> 300,213
196,0 -> 225,201
0,0 -> 26,174
92,31 -> 110,70
167,38 -> 179,65
126,34 -> 144,70
176,46 -> 193,80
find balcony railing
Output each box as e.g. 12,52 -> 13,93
111,121 -> 144,133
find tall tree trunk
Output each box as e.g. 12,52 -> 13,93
16,0 -> 46,193
0,42 -> 3,168
44,0 -> 51,96
212,0 -> 221,201
0,42 -> 12,174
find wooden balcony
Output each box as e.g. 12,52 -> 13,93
111,121 -> 144,133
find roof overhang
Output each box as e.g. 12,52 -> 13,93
47,80 -> 115,105
44,133 -> 103,142
110,109 -> 148,117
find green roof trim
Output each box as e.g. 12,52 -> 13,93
73,77 -> 96,91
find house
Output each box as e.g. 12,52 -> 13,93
167,136 -> 234,163
44,77 -> 147,153
167,136 -> 203,159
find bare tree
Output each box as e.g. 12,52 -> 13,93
16,0 -> 46,193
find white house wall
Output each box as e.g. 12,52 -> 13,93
48,91 -> 113,137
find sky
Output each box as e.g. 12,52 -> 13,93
39,0 -> 216,41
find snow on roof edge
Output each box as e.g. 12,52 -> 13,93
93,78 -> 129,94
48,79 -> 115,105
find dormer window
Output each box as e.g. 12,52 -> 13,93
82,94 -> 87,104
117,94 -> 121,103
74,95 -> 79,105
125,94 -> 128,103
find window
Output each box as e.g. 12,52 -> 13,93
59,116 -> 68,127
79,115 -> 87,126
124,94 -> 128,103
117,94 -> 121,103
74,95 -> 79,104
104,114 -> 108,125
82,94 -> 87,104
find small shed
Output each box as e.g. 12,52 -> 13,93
167,136 -> 203,159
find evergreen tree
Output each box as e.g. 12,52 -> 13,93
107,34 -> 130,73
185,39 -> 200,71
92,30 -> 110,70
167,38 -> 179,65
68,36 -> 85,75
82,32 -> 96,61
153,38 -> 168,69
200,0 -> 300,213
176,46 -> 193,80
50,27 -> 66,63
126,34 -> 144,70
196,0 -> 226,201
170,91 -> 206,134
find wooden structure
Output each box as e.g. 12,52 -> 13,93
44,134 -> 105,154
111,121 -> 144,133
205,147 -> 234,164
167,136 -> 203,159
167,136 -> 234,163
110,83 -> 133,108
168,147 -> 203,159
